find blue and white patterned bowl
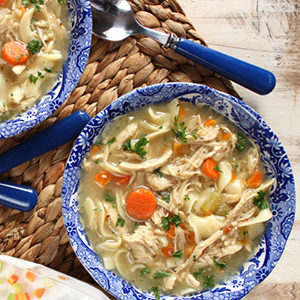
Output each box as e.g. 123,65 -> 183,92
0,0 -> 92,139
62,83 -> 295,299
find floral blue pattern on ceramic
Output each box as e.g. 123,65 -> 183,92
62,82 -> 295,299
0,0 -> 92,139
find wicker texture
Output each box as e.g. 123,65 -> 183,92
0,0 -> 238,286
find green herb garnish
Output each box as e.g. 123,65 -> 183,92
16,53 -> 25,62
213,164 -> 223,173
171,215 -> 182,227
103,190 -> 115,202
193,255 -> 196,262
172,250 -> 183,259
123,133 -> 149,159
253,190 -> 268,210
29,74 -> 38,84
93,207 -> 102,212
44,67 -> 53,73
161,216 -> 171,231
202,275 -> 215,288
134,222 -> 139,229
106,137 -> 115,145
38,71 -> 44,79
236,133 -> 248,153
161,192 -> 170,203
184,194 -> 190,201
58,0 -> 66,4
140,268 -> 151,275
153,167 -> 163,177
27,40 -> 43,54
213,259 -> 227,269
243,231 -> 248,235
112,203 -> 117,208
193,269 -> 203,279
172,116 -> 197,143
153,270 -> 170,279
116,214 -> 125,227
151,287 -> 160,300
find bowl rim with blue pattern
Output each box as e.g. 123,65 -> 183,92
0,0 -> 92,139
62,82 -> 295,300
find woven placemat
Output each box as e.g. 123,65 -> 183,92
0,0 -> 239,288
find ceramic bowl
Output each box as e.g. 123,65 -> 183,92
0,0 -> 92,139
62,82 -> 295,299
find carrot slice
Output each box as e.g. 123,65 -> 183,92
19,6 -> 27,17
185,230 -> 195,244
224,225 -> 234,234
58,275 -> 66,280
202,157 -> 220,179
94,171 -> 112,187
173,142 -> 189,156
247,170 -> 263,188
33,288 -> 45,299
114,175 -> 131,185
2,41 -> 30,65
220,130 -> 232,141
230,172 -> 236,183
166,223 -> 175,239
177,103 -> 186,122
126,188 -> 157,220
204,119 -> 216,127
90,145 -> 100,156
16,292 -> 30,300
0,0 -> 6,5
25,270 -> 35,282
161,243 -> 174,257
8,274 -> 19,285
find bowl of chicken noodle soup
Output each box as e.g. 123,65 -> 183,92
0,0 -> 91,138
62,83 -> 295,299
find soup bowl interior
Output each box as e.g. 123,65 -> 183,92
0,0 -> 92,139
62,82 -> 295,299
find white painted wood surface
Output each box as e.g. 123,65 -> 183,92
177,0 -> 300,298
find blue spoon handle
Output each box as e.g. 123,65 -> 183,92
0,111 -> 91,174
175,38 -> 276,95
0,181 -> 37,212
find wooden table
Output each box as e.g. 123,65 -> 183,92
177,0 -> 300,298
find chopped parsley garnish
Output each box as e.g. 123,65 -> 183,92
134,222 -> 139,229
193,269 -> 203,279
93,207 -> 102,212
172,116 -> 197,143
140,267 -> 151,275
153,167 -> 163,177
16,53 -> 25,62
184,194 -> 190,201
172,250 -> 183,259
116,214 -> 125,227
253,190 -> 268,210
58,0 -> 66,4
27,40 -> 43,54
44,67 -> 53,73
236,133 -> 248,153
161,215 -> 182,230
106,137 -> 115,145
123,133 -> 149,159
38,71 -> 44,79
29,74 -> 38,84
213,259 -> 227,269
23,0 -> 44,11
193,255 -> 196,262
10,93 -> 14,97
112,203 -> 117,208
171,215 -> 182,227
161,216 -> 171,231
202,275 -> 215,288
153,270 -> 170,279
158,125 -> 163,129
103,190 -> 115,202
243,231 -> 248,235
151,287 -> 160,300
95,159 -> 99,164
161,192 -> 170,203
213,164 -> 223,173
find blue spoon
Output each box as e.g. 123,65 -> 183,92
92,0 -> 276,95
0,111 -> 91,212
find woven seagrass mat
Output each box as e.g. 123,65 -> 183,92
0,0 -> 239,291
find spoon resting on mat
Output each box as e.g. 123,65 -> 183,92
91,0 -> 276,95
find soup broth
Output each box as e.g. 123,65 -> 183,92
79,99 -> 274,297
0,0 -> 70,121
